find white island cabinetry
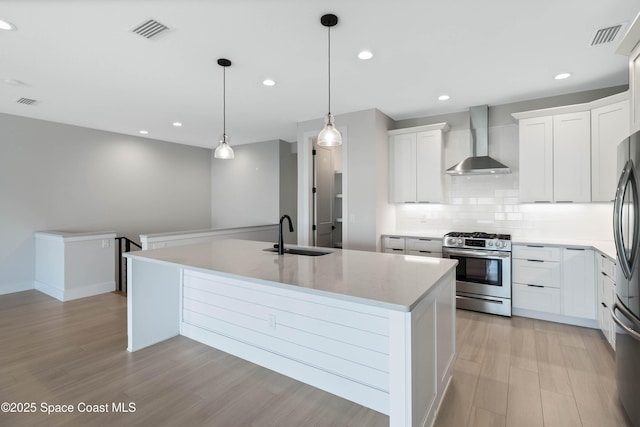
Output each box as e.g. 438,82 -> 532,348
125,239 -> 457,427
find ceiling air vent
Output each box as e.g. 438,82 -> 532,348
16,97 -> 38,105
131,19 -> 169,39
590,24 -> 624,46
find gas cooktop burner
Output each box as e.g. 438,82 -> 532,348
445,231 -> 511,240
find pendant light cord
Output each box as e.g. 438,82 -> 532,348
327,25 -> 331,115
222,65 -> 226,136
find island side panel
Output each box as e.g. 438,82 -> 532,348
388,269 -> 455,427
127,258 -> 181,352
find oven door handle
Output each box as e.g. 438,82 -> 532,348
443,248 -> 511,258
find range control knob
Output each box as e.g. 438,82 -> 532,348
488,241 -> 494,246
497,241 -> 504,247
457,238 -> 463,244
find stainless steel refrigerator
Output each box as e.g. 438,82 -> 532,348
613,130 -> 640,426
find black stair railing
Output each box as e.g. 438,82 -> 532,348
115,237 -> 142,293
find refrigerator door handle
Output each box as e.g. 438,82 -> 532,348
611,300 -> 640,342
614,160 -> 638,280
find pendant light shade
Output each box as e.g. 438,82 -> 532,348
317,14 -> 342,147
214,58 -> 234,159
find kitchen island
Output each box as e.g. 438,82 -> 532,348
124,239 -> 457,427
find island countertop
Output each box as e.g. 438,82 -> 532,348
124,239 -> 458,312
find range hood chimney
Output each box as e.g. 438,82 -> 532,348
446,105 -> 511,175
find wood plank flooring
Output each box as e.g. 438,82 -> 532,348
0,291 -> 632,426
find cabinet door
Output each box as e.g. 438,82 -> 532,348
389,133 -> 417,203
553,111 -> 591,202
631,42 -> 640,133
591,100 -> 630,202
416,130 -> 443,203
519,116 -> 553,202
561,248 -> 596,319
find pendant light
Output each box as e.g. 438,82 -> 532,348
214,58 -> 235,159
317,14 -> 342,147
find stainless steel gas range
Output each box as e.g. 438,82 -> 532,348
442,232 -> 512,317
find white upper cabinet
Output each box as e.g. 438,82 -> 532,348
591,99 -> 630,202
517,111 -> 591,203
389,133 -> 417,203
518,116 -> 553,202
515,93 -> 630,203
617,17 -> 640,133
553,111 -> 591,203
389,123 -> 449,203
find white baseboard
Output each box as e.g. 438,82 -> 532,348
35,280 -> 115,301
512,308 -> 599,329
0,281 -> 35,295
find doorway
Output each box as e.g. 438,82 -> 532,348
312,142 -> 343,248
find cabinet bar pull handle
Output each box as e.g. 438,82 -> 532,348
566,248 -> 585,251
419,250 -> 432,253
527,284 -> 544,288
527,245 -> 544,248
527,259 -> 544,263
602,302 -> 607,308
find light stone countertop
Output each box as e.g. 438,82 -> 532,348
124,239 -> 458,312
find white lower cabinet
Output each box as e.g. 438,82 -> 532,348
597,252 -> 616,350
381,235 -> 442,258
512,245 -> 561,314
512,244 -> 597,325
561,248 -> 595,319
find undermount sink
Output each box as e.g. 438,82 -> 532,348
263,246 -> 334,256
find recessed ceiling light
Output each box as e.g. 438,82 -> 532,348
438,94 -> 450,101
554,72 -> 572,80
139,130 -> 149,135
357,50 -> 373,60
262,79 -> 276,87
172,122 -> 182,127
0,19 -> 16,31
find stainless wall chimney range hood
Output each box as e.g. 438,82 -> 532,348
446,105 -> 511,175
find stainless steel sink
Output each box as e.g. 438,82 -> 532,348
263,246 -> 334,256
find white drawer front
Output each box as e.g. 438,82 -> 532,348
406,249 -> 442,258
513,259 -> 561,288
384,248 -> 406,255
513,245 -> 561,262
405,237 -> 442,252
598,252 -> 616,280
513,283 -> 561,314
383,236 -> 405,250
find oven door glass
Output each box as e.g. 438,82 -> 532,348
450,255 -> 502,286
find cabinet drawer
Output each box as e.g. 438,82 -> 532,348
513,245 -> 561,262
598,252 -> 616,280
513,283 -> 561,314
382,236 -> 405,250
406,237 -> 442,252
513,259 -> 561,288
384,248 -> 405,255
406,249 -> 442,258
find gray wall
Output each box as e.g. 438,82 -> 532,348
211,139 -> 297,244
279,141 -> 298,244
0,113 -> 212,294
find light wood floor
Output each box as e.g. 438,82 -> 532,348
0,291 -> 631,426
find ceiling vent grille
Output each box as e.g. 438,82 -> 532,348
590,24 -> 623,46
131,19 -> 169,39
16,97 -> 38,105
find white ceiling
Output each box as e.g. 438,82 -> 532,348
1,0 -> 639,149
